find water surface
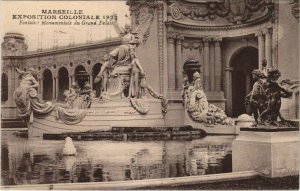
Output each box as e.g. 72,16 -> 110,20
1,131 -> 234,185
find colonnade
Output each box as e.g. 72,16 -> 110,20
255,27 -> 273,68
37,73 -> 96,101
167,33 -> 223,92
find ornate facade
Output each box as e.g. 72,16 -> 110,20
126,0 -> 299,124
1,0 -> 299,122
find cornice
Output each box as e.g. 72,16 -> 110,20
165,11 -> 272,32
22,38 -> 122,59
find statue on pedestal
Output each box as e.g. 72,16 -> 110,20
246,62 -> 295,127
93,23 -> 168,115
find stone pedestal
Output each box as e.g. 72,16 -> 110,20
232,128 -> 299,177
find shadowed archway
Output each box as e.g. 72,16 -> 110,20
1,73 -> 8,102
58,67 -> 69,101
230,47 -> 258,117
43,69 -> 53,101
92,63 -> 102,98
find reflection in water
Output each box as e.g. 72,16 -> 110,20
1,131 -> 235,185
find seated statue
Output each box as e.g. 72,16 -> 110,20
185,72 -> 234,126
64,82 -> 80,107
94,25 -> 146,99
93,23 -> 168,115
80,82 -> 93,108
14,68 -> 54,120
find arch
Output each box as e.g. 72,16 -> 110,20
74,65 -> 88,89
58,67 -> 69,101
43,69 -> 53,101
230,46 -> 258,117
1,73 -> 8,102
92,63 -> 102,97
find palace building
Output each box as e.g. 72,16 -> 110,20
1,0 -> 299,125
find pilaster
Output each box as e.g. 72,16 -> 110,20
255,31 -> 265,69
264,28 -> 273,68
175,34 -> 184,89
167,31 -> 177,90
202,37 -> 210,91
214,36 -> 222,92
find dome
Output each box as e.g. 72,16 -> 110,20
4,32 -> 25,41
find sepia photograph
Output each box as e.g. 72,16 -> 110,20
0,0 -> 299,190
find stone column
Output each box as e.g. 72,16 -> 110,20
255,31 -> 265,69
245,74 -> 251,114
69,75 -> 72,89
203,37 -> 210,91
175,34 -> 184,89
200,41 -> 205,84
7,65 -> 13,104
224,66 -> 233,115
40,78 -> 43,97
167,32 -> 176,90
214,37 -> 222,92
264,28 -> 273,68
209,38 -> 215,91
90,74 -> 93,89
56,77 -> 59,100
37,79 -> 41,94
52,77 -> 56,100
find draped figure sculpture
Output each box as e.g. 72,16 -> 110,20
14,68 -> 54,121
93,23 -> 168,115
94,24 -> 146,99
184,72 -> 234,126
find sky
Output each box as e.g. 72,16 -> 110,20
1,1 -> 130,51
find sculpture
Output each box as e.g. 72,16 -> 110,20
64,82 -> 80,107
184,72 -> 234,126
63,137 -> 77,156
94,25 -> 145,99
246,65 -> 295,127
80,82 -> 93,109
245,69 -> 267,123
93,23 -> 168,115
14,68 -> 54,120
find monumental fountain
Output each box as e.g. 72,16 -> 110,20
14,24 -> 169,138
10,30 -> 299,190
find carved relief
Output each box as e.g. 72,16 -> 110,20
157,1 -> 165,93
290,0 -> 299,19
1,33 -> 28,56
168,0 -> 274,24
127,0 -> 158,43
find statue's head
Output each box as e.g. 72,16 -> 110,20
84,83 -> 91,89
252,69 -> 265,79
72,82 -> 78,88
267,68 -> 281,81
27,68 -> 36,75
262,58 -> 267,68
193,72 -> 201,80
102,54 -> 110,61
124,24 -> 131,33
